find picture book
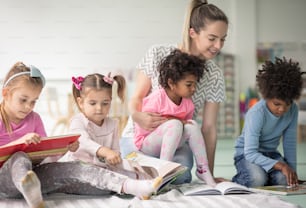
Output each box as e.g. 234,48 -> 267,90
0,134 -> 80,167
250,184 -> 306,196
122,151 -> 188,192
179,181 -> 254,196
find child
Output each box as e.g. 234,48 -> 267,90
134,49 -> 216,186
0,62 -> 46,208
232,57 -> 305,188
60,73 -> 162,199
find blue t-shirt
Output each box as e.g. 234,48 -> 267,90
234,99 -> 297,172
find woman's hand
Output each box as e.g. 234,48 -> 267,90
133,111 -> 166,131
97,147 -> 122,165
21,133 -> 42,145
67,141 -> 79,152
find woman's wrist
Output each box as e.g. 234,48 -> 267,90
131,111 -> 141,123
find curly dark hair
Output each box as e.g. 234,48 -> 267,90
256,57 -> 305,104
158,49 -> 206,89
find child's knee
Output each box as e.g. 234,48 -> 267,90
164,119 -> 183,130
12,151 -> 29,159
183,120 -> 200,133
10,151 -> 31,166
249,171 -> 268,187
233,160 -> 268,187
185,119 -> 198,126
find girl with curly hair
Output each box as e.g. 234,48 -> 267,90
134,49 -> 216,186
232,57 -> 305,188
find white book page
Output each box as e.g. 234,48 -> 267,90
216,181 -> 251,194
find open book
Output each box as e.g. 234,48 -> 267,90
0,134 -> 80,167
250,184 -> 306,195
179,181 -> 253,196
122,151 -> 187,192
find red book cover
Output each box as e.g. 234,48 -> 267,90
0,134 -> 80,167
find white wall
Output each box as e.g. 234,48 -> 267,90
231,0 -> 257,92
0,0 -> 189,134
227,0 -> 306,92
0,0 -> 187,79
256,0 -> 306,77
257,0 -> 306,43
0,0 -> 237,79
1,0 -> 305,88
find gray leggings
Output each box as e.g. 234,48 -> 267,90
0,152 -> 128,198
35,161 -> 127,195
0,152 -> 32,198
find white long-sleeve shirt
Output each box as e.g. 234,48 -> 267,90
60,113 -> 120,166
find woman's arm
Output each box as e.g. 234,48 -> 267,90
129,71 -> 151,115
201,101 -> 219,175
129,71 -> 166,131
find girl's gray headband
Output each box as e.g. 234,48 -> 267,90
3,65 -> 45,88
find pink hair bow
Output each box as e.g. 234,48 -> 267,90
103,72 -> 114,85
72,76 -> 84,90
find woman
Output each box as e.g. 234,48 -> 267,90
121,0 -> 229,183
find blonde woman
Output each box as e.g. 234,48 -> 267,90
121,0 -> 229,184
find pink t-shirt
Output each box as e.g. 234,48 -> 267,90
0,111 -> 47,146
134,88 -> 194,149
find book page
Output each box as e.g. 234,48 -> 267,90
179,181 -> 253,196
124,151 -> 187,191
179,182 -> 221,195
216,181 -> 253,194
125,152 -> 182,177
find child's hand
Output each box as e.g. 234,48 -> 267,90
97,147 -> 122,165
68,141 -> 79,152
104,150 -> 122,165
21,133 -> 42,145
279,163 -> 299,186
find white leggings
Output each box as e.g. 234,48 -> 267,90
140,119 -> 209,168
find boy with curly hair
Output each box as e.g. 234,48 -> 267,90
232,57 -> 305,188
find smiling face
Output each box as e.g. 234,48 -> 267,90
3,83 -> 42,124
266,98 -> 291,117
189,20 -> 228,60
77,88 -> 112,126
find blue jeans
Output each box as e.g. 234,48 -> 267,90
232,152 -> 287,187
120,137 -> 193,184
